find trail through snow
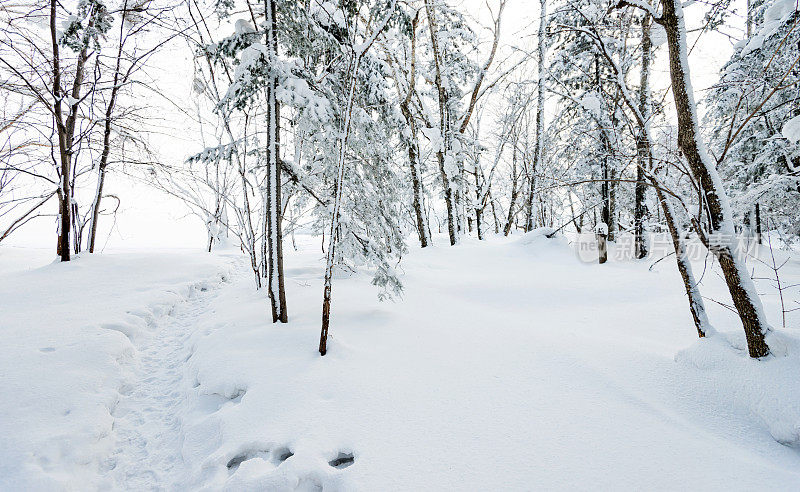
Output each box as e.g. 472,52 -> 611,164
105,284 -> 217,490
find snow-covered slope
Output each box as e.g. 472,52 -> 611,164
1,235 -> 799,490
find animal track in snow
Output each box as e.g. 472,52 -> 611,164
226,446 -> 294,473
328,451 -> 355,469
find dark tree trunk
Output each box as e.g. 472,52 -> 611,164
408,135 -> 429,247
755,202 -> 762,245
634,15 -> 652,259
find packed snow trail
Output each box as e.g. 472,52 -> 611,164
105,282 -> 217,490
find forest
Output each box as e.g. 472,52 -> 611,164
1,0 -> 799,489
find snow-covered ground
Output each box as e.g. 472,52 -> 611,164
2,232 -> 799,490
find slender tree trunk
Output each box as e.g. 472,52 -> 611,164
503,146 -> 519,236
265,0 -> 287,322
398,12 -> 430,248
746,0 -> 753,37
320,57 -> 360,356
319,3 -> 396,354
407,133 -> 430,247
634,15 -> 652,259
595,55 -> 615,243
425,0 -> 457,245
659,0 -> 770,357
651,178 -> 711,337
526,0 -> 547,232
755,202 -> 762,244
51,0 -> 70,261
399,101 -> 429,248
489,191 -> 500,234
609,167 -> 616,241
568,193 -> 582,233
88,166 -> 107,253
473,154 -> 484,240
525,169 -> 536,231
89,2 -> 129,253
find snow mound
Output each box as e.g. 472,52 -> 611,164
676,331 -> 800,447
516,227 -> 573,251
516,226 -> 558,244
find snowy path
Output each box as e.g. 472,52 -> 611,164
105,285 -> 216,490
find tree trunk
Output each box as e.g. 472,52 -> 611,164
651,178 -> 711,337
424,0 -> 457,246
659,0 -> 770,357
755,202 -> 762,245
503,146 -> 519,236
525,170 -> 536,232
88,165 -> 107,253
398,12 -> 430,248
408,134 -> 430,247
489,191 -> 500,234
89,3 -> 130,254
597,229 -> 608,264
320,58 -> 361,355
526,0 -> 547,232
51,0 -> 70,261
634,14 -> 652,259
265,0 -> 287,323
399,98 -> 430,248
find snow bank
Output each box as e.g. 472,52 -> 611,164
0,250 -> 231,490
676,331 -> 800,447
